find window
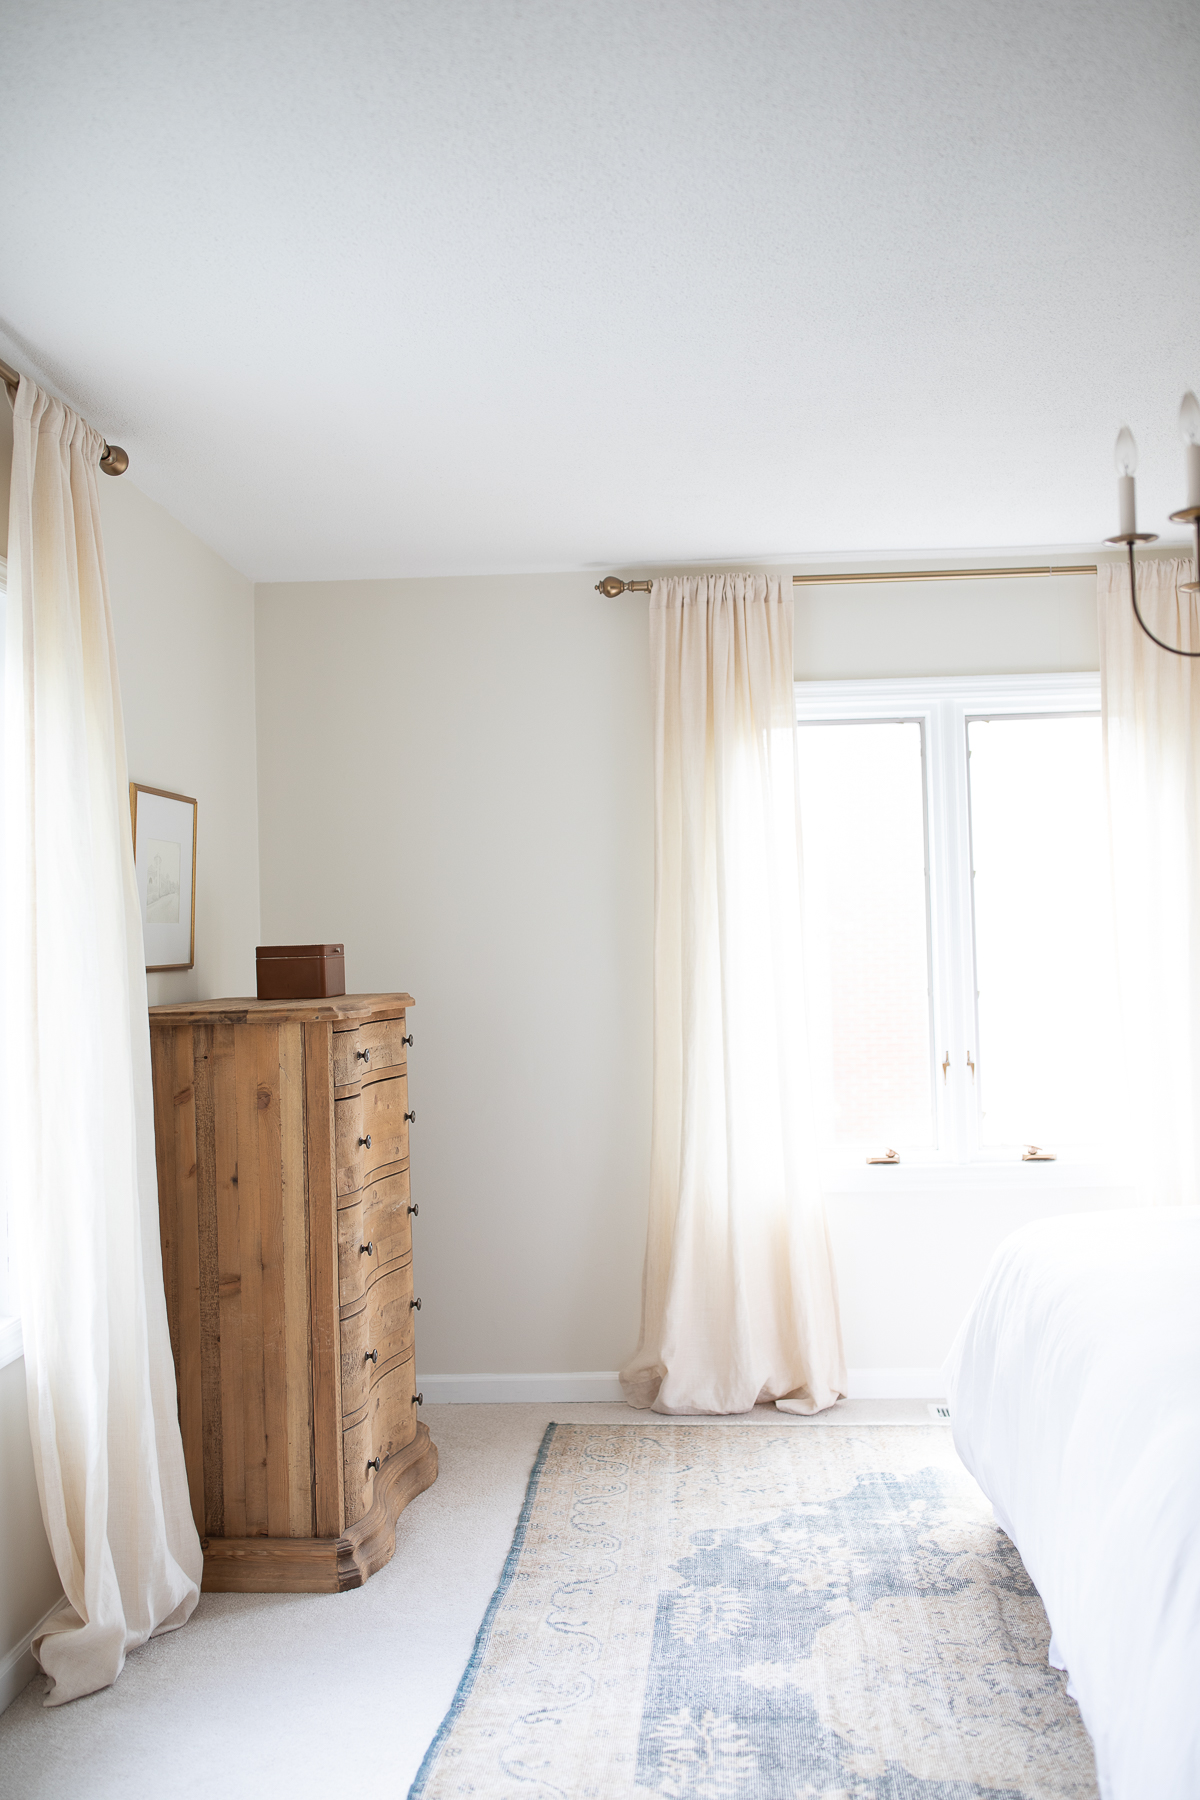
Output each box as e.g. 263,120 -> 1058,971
795,674 -> 1120,1183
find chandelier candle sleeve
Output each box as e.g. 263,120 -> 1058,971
1180,392 -> 1200,507
1114,428 -> 1138,535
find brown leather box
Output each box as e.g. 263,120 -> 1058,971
256,943 -> 346,1000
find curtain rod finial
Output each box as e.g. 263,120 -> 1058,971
100,443 -> 128,477
596,575 -> 628,597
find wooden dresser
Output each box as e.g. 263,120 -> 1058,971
148,992 -> 436,1592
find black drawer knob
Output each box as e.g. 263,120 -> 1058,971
407,1202 -> 419,1217
404,1110 -> 416,1124
358,1134 -> 371,1149
411,1297 -> 422,1311
401,1033 -> 413,1047
356,1047 -> 371,1063
411,1392 -> 423,1408
367,1456 -> 381,1474
359,1240 -> 374,1256
365,1348 -> 378,1364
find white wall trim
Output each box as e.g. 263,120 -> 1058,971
418,1368 -> 948,1405
0,1316 -> 23,1372
0,1597 -> 67,1716
421,1372 -> 627,1404
845,1367 -> 948,1399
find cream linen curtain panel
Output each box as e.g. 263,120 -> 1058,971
1100,557 -> 1200,1206
5,378 -> 201,1704
621,574 -> 846,1415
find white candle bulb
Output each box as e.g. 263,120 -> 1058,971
1114,427 -> 1138,535
1180,392 -> 1200,507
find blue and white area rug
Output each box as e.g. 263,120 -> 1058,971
410,1423 -> 1097,1799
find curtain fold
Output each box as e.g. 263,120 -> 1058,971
5,376 -> 201,1705
620,573 -> 846,1415
1100,557 -> 1200,1208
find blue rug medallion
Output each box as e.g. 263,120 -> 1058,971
410,1424 -> 1097,1799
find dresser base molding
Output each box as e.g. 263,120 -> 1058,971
199,1426 -> 438,1594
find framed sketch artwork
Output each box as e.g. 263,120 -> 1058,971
130,783 -> 197,971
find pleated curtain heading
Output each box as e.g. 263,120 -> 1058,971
5,376 -> 201,1703
1099,556 -> 1200,1207
621,573 -> 847,1415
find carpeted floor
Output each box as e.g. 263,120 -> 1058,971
0,1400 -> 1028,1800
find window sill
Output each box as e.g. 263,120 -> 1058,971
820,1160 -> 1136,1198
0,1316 -> 23,1371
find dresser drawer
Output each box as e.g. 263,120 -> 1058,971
334,1072 -> 410,1196
336,1168 -> 414,1307
332,1016 -> 410,1090
343,1353 -> 419,1527
340,1261 -> 417,1418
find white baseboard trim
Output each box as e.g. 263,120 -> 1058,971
0,1598 -> 66,1716
421,1372 -> 627,1404
419,1368 -> 948,1405
845,1367 -> 948,1400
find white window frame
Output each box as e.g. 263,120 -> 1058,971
795,671 -> 1128,1194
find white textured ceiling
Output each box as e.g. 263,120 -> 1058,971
3,1 -> 1199,580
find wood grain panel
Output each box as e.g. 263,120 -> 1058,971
305,1022 -> 344,1539
336,1168 -> 414,1307
191,1022 -> 225,1538
258,1025 -> 289,1538
233,1025 -> 268,1535
151,1028 -> 180,1377
333,1091 -> 363,1197
212,1022 -> 245,1538
331,1014 -> 409,1089
342,1353 -> 417,1527
339,1260 -> 414,1420
333,1074 -> 410,1196
336,1197 -> 366,1308
171,1027 -> 204,1535
278,1021 -> 313,1537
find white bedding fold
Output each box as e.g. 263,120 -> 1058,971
949,1208 -> 1200,1800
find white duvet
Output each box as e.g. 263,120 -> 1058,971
949,1206 -> 1200,1800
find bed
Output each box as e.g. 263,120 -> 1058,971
948,1206 -> 1200,1800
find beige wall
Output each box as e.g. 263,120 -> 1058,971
793,566 -> 1099,677
2,395 -> 260,1697
98,473 -> 260,1005
255,574 -> 653,1375
255,564 -> 1127,1386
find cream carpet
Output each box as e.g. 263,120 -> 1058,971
0,1401 -> 938,1800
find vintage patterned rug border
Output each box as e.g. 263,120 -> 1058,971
408,1420 -> 561,1799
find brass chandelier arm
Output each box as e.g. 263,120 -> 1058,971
0,354 -> 128,476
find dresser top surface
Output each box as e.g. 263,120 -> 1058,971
149,991 -> 414,1027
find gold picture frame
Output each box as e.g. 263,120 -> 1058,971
129,783 -> 198,972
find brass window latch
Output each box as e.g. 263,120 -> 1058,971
1023,1145 -> 1057,1161
867,1148 -> 900,1165
967,1051 -> 975,1081
942,1051 -> 951,1084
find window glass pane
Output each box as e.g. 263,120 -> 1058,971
968,714 -> 1117,1148
797,720 -> 934,1147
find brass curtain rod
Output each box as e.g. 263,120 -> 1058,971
0,355 -> 128,476
597,564 -> 1098,596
